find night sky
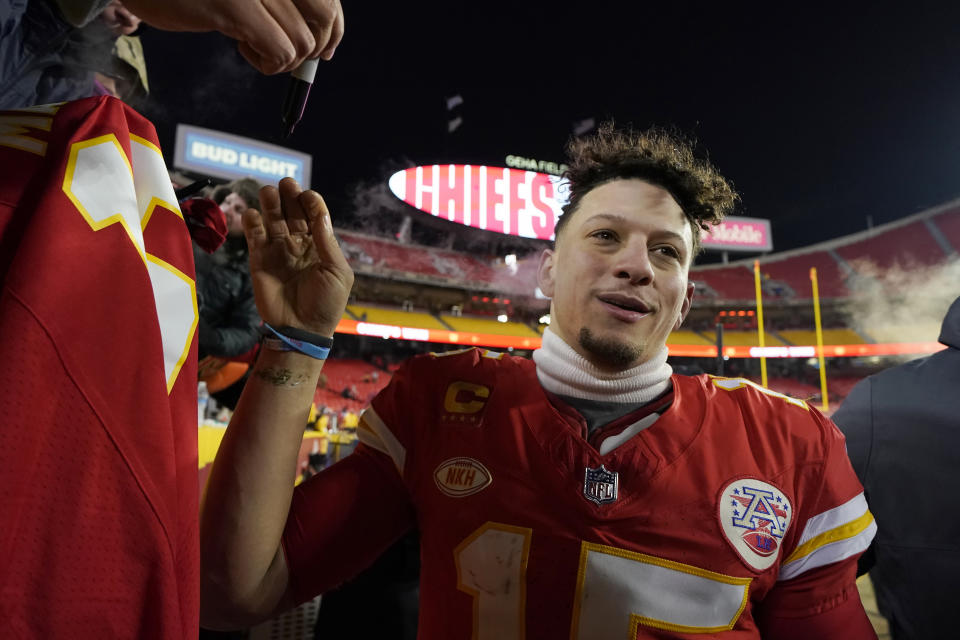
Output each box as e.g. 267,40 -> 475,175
140,3 -> 960,255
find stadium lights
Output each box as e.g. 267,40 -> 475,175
750,346 -> 816,358
330,318 -> 946,357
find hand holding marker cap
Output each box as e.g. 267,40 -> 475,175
282,58 -> 319,138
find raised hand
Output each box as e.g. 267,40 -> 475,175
122,0 -> 344,74
242,178 -> 353,337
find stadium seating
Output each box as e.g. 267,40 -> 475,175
714,330 -> 787,346
336,204 -> 957,310
931,207 -> 960,252
827,376 -> 863,400
778,328 -> 866,345
440,314 -> 541,337
836,220 -> 947,271
347,304 -> 449,330
667,330 -> 713,345
759,252 -> 849,299
314,359 -> 392,413
504,256 -> 542,296
689,265 -> 757,301
765,376 -> 821,400
337,230 -> 498,284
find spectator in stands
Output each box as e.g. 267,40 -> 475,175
200,126 -> 877,637
301,425 -> 329,481
341,410 -> 359,430
339,384 -> 359,400
832,294 -> 960,640
193,178 -> 263,409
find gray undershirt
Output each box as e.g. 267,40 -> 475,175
557,395 -> 643,437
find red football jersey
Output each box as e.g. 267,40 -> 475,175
284,349 -> 875,638
0,97 -> 199,637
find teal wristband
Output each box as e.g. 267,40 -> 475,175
260,323 -> 332,360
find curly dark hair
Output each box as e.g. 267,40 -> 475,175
555,123 -> 738,256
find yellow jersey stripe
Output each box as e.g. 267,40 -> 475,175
783,509 -> 875,565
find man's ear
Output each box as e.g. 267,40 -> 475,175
537,248 -> 556,298
674,281 -> 695,331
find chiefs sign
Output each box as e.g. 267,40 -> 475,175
388,165 -> 568,240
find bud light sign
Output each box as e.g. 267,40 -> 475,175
174,124 -> 312,185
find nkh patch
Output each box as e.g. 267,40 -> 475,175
718,478 -> 793,571
434,457 -> 492,497
583,465 -> 619,506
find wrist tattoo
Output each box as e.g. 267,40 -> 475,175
255,366 -> 309,387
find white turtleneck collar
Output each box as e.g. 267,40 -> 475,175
532,327 -> 673,404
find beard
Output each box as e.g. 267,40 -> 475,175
578,327 -> 643,370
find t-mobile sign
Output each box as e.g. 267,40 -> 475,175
388,165 -> 568,240
701,217 -> 773,252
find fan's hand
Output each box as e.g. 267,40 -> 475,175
242,178 -> 353,337
122,0 -> 344,74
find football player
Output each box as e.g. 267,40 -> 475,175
200,124 -> 878,638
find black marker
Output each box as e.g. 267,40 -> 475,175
281,58 -> 318,138
174,177 -> 212,202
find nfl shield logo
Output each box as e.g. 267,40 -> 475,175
583,465 -> 619,505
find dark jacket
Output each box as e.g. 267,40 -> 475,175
0,0 -> 134,109
193,236 -> 260,359
832,296 -> 960,640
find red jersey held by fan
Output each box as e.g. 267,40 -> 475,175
0,97 -> 199,638
283,348 -> 875,638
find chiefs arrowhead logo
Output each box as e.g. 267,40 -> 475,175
434,457 -> 492,498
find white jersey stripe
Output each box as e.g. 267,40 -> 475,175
778,518 -> 877,581
794,492 -> 871,547
357,406 -> 406,474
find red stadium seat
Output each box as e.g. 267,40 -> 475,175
759,251 -> 849,299
690,265 -> 757,301
314,359 -> 392,412
836,220 -> 947,271
338,230 -> 500,284
931,207 -> 960,254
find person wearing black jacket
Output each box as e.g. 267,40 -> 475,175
832,295 -> 960,640
194,178 -> 262,408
